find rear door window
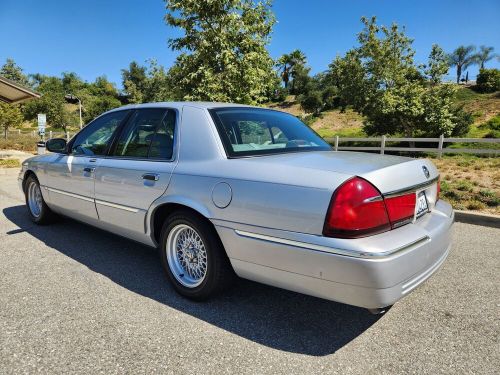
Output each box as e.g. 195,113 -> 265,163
112,108 -> 175,159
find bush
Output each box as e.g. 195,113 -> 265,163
299,91 -> 323,115
475,68 -> 500,93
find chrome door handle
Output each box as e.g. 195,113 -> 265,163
142,173 -> 159,181
83,167 -> 96,173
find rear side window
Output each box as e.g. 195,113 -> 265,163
112,108 -> 175,159
209,108 -> 331,157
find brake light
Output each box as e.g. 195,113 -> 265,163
323,177 -> 391,238
323,177 -> 418,238
436,177 -> 441,202
384,193 -> 416,228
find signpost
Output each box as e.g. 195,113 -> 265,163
37,114 -> 46,155
37,114 -> 46,138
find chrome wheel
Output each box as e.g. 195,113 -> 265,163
27,181 -> 43,218
166,224 -> 208,288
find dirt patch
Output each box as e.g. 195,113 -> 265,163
431,155 -> 499,215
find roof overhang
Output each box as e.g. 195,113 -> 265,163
0,75 -> 40,104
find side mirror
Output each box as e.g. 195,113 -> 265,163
46,138 -> 67,153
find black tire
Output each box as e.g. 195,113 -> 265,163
24,175 -> 56,225
159,209 -> 234,300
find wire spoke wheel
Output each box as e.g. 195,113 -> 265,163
166,224 -> 208,288
27,181 -> 42,218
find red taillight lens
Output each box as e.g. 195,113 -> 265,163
436,177 -> 441,202
323,177 -> 391,238
384,193 -> 416,228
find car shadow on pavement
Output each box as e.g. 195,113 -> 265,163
3,205 -> 381,356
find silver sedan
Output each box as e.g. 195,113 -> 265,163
19,102 -> 453,313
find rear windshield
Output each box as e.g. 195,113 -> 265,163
209,107 -> 331,157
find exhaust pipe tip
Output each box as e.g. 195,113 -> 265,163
367,306 -> 392,315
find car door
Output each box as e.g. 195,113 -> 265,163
93,108 -> 177,242
44,110 -> 130,222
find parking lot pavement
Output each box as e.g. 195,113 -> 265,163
0,171 -> 499,375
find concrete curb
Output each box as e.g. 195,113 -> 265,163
454,210 -> 500,229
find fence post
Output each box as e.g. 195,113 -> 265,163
380,135 -> 386,155
334,136 -> 339,151
49,131 -> 53,139
32,130 -> 36,137
438,134 -> 444,158
66,132 -> 70,142
18,129 -> 21,135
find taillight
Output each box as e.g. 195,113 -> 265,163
323,177 -> 418,239
323,177 -> 391,238
436,177 -> 440,202
384,193 -> 416,228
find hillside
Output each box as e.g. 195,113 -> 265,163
267,87 -> 500,139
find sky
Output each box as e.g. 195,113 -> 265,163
1,0 -> 499,88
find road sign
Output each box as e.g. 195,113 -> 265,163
37,114 -> 46,136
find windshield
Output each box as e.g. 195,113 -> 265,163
209,108 -> 331,157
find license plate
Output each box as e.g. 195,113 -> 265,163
415,191 -> 429,218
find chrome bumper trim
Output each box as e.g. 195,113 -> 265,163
234,229 -> 430,259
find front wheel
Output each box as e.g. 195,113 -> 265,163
159,210 -> 234,300
24,175 -> 55,224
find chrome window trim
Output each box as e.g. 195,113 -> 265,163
234,229 -> 430,259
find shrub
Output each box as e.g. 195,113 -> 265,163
299,91 -> 323,115
475,68 -> 500,93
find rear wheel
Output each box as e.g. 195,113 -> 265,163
159,210 -> 234,300
24,175 -> 55,224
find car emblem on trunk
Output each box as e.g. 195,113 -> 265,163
422,166 -> 430,179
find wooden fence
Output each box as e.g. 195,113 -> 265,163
8,130 -> 500,156
325,135 -> 500,157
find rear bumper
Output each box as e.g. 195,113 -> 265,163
214,200 -> 454,309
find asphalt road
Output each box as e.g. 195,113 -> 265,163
0,169 -> 499,374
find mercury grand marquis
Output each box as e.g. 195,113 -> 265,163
19,102 -> 454,313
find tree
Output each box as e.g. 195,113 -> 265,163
299,90 -> 323,115
121,59 -> 174,103
474,45 -> 496,69
425,44 -> 449,85
121,61 -> 147,103
329,17 -> 471,137
164,0 -> 278,104
0,102 -> 23,139
0,58 -> 30,86
448,45 -> 476,84
276,53 -> 292,89
475,68 -> 500,93
22,76 -> 71,133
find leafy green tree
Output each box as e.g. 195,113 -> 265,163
22,76 -> 71,132
327,51 -> 366,110
164,0 -> 278,104
475,68 -> 500,93
425,44 -> 449,85
121,61 -> 147,103
121,59 -> 174,103
474,46 -> 496,69
0,58 -> 30,86
448,45 -> 476,84
0,102 -> 23,139
330,17 -> 470,137
299,90 -> 323,115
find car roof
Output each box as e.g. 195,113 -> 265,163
106,101 -> 258,113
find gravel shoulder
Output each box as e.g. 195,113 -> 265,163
0,173 -> 498,374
